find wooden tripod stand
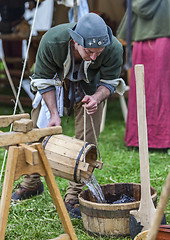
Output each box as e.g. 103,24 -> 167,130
0,114 -> 78,240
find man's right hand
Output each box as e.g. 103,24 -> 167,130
47,114 -> 61,127
42,89 -> 61,127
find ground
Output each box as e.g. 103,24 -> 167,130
0,99 -> 169,239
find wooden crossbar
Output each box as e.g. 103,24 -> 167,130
0,126 -> 62,147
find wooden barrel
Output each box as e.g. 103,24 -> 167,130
44,134 -> 103,183
79,183 -> 157,236
134,230 -> 149,240
135,226 -> 170,240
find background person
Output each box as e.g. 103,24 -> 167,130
117,0 -> 170,149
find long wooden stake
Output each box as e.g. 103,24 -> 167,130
147,172 -> 170,240
130,64 -> 156,231
73,0 -> 78,22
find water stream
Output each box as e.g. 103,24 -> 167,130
82,174 -> 135,204
82,174 -> 106,203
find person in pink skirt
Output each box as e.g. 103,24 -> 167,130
117,0 -> 170,149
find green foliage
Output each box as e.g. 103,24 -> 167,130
0,99 -> 169,239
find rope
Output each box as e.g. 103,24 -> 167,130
83,104 -> 87,164
89,115 -> 102,162
83,105 -> 102,166
0,0 -> 40,183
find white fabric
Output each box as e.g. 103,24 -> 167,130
32,86 -> 64,128
0,40 -> 4,58
100,78 -> 126,96
30,77 -> 62,91
68,0 -> 89,22
57,0 -> 81,8
23,0 -> 54,58
21,79 -> 34,100
24,0 -> 54,36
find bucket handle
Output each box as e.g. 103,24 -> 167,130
42,135 -> 52,149
90,115 -> 102,162
83,105 -> 102,163
74,142 -> 91,183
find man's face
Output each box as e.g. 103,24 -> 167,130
74,41 -> 105,61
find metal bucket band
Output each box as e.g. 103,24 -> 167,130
74,142 -> 91,183
42,135 -> 52,149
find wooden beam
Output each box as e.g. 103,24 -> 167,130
20,143 -> 39,165
13,119 -> 33,132
0,113 -> 30,128
0,126 -> 62,147
14,145 -> 46,181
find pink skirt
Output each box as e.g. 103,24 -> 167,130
124,37 -> 170,148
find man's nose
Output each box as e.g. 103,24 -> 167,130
90,53 -> 97,61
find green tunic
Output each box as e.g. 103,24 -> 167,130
117,0 -> 170,41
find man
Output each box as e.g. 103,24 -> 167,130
12,13 -> 126,218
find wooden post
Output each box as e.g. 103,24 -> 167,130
73,0 -> 78,22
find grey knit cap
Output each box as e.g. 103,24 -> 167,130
68,13 -> 113,48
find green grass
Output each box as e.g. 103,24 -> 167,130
0,99 -> 169,240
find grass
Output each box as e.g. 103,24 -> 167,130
0,99 -> 169,240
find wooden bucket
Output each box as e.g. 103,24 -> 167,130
79,183 -> 157,236
134,230 -> 149,240
44,134 -> 103,183
134,226 -> 170,240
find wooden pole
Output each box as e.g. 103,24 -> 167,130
73,0 -> 78,22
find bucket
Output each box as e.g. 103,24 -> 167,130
134,230 -> 149,240
44,134 -> 103,183
79,183 -> 157,236
134,225 -> 170,240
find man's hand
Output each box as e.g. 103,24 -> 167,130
42,89 -> 61,127
82,85 -> 111,115
82,95 -> 98,115
47,113 -> 61,127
